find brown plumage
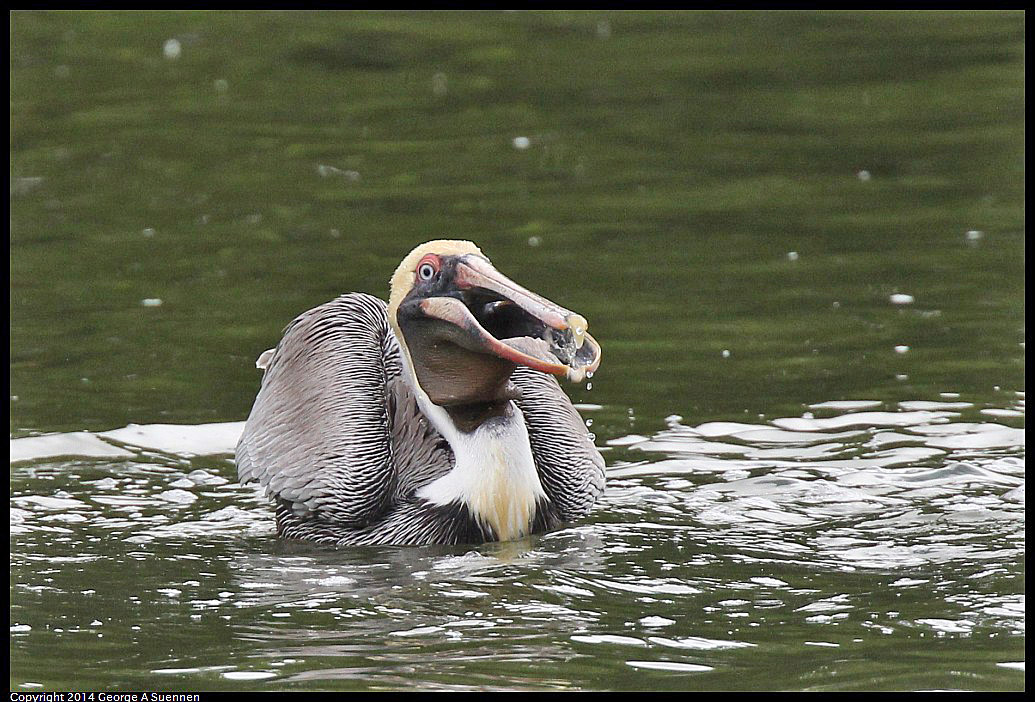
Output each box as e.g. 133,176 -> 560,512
236,242 -> 604,546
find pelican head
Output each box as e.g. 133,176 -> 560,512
386,240 -> 601,409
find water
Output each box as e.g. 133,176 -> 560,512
10,10 -> 1024,691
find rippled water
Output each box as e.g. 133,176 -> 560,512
11,395 -> 1024,691
10,10 -> 1024,692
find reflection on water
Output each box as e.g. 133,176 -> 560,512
11,395 -> 1024,690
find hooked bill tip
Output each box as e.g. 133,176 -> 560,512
567,313 -> 588,349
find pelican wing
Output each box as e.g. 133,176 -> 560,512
511,366 -> 606,522
237,293 -> 421,528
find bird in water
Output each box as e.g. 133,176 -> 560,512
236,240 -> 604,546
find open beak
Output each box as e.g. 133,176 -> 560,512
418,255 -> 601,383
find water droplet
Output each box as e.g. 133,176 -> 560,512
722,349 -> 731,358
585,418 -> 593,427
431,72 -> 448,96
889,293 -> 914,305
512,136 -> 531,150
894,345 -> 910,354
527,235 -> 542,247
586,371 -> 594,379
786,251 -> 799,261
857,169 -> 872,181
965,229 -> 983,241
586,382 -> 593,391
895,373 -> 909,381
142,227 -> 156,237
163,38 -> 182,60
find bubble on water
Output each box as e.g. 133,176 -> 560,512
832,301 -> 841,309
527,235 -> 542,247
142,227 -> 156,237
163,38 -> 182,60
431,72 -> 448,96
157,489 -> 196,504
980,408 -> 1023,418
895,373 -> 909,381
627,661 -> 713,673
512,136 -> 531,150
141,298 -> 163,307
585,418 -> 593,427
786,251 -> 799,261
638,616 -> 674,627
889,293 -> 914,305
222,672 -> 277,681
857,169 -> 872,181
11,176 -> 44,196
966,229 -> 983,241
894,345 -> 910,354
586,382 -> 593,391
722,349 -> 731,358
317,164 -> 341,178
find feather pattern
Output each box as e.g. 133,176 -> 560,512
236,292 -> 604,546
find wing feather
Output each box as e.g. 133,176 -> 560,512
236,293 -> 401,528
511,367 -> 606,522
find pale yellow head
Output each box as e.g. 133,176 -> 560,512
387,239 -> 484,326
385,238 -> 601,402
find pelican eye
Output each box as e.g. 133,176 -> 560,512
417,262 -> 437,281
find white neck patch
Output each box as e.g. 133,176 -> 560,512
397,347 -> 545,541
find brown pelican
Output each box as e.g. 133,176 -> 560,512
236,240 -> 604,546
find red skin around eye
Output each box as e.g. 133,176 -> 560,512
416,254 -> 440,273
